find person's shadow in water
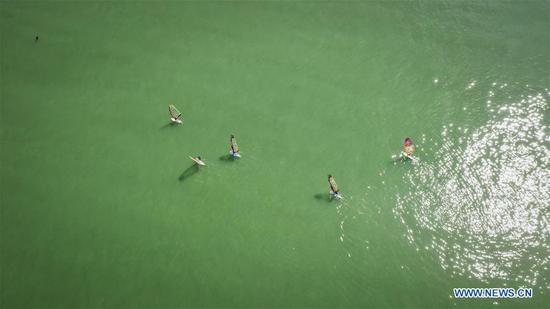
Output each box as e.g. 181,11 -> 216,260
160,122 -> 179,130
313,193 -> 333,203
219,154 -> 237,163
179,164 -> 199,182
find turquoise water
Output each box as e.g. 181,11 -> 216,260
1,1 -> 549,308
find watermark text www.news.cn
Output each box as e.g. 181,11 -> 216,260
453,288 -> 533,298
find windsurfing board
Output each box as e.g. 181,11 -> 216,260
330,191 -> 343,200
399,151 -> 418,162
230,151 -> 241,158
189,156 -> 206,166
171,117 -> 183,124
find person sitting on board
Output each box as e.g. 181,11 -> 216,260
328,174 -> 340,198
229,134 -> 240,157
401,137 -> 416,159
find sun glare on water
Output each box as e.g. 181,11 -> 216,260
394,85 -> 550,289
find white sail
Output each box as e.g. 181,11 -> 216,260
169,105 -> 182,119
230,137 -> 239,152
329,178 -> 338,192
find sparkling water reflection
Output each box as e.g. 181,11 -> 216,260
394,86 -> 549,289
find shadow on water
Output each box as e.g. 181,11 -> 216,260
219,154 -> 237,162
179,164 -> 199,182
313,193 -> 333,203
160,122 -> 179,129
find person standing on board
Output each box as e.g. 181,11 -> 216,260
328,174 -> 341,199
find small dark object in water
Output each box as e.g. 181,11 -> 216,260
35,35 -> 39,43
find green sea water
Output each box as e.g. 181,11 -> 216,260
1,1 -> 549,308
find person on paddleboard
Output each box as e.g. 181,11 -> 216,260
230,134 -> 240,157
328,174 -> 340,197
402,137 -> 416,158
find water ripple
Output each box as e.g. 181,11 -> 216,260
394,86 -> 550,289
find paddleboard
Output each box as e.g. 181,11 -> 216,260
189,156 -> 206,166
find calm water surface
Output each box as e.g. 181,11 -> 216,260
1,1 -> 548,308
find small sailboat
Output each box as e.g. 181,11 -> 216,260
229,134 -> 241,158
169,105 -> 183,124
